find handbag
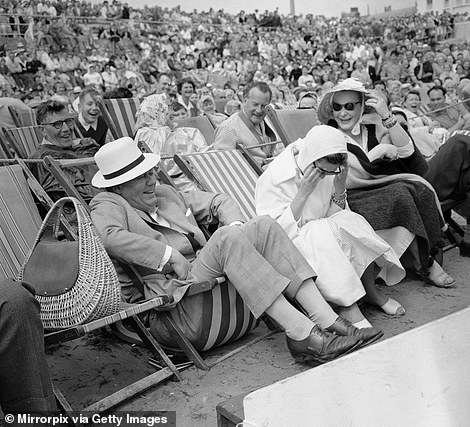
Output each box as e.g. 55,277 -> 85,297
18,197 -> 121,330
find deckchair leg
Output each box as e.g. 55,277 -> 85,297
83,368 -> 174,414
127,315 -> 183,381
53,384 -> 85,427
160,312 -> 210,370
208,330 -> 278,369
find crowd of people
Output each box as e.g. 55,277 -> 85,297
3,0 -> 470,415
0,0 -> 467,105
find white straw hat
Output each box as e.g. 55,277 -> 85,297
92,137 -> 160,188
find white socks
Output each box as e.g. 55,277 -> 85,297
265,295 -> 314,341
353,318 -> 373,329
294,278 -> 338,329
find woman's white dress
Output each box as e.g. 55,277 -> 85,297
255,144 -> 405,306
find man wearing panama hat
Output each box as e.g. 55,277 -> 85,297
89,138 -> 381,364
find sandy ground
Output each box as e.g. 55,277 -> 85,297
47,246 -> 470,427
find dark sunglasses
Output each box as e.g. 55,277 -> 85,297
314,162 -> 342,175
43,118 -> 75,129
332,101 -> 360,112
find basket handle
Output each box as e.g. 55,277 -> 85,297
37,197 -> 89,241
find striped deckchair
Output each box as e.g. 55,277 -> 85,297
99,97 -> 140,139
0,163 -> 185,413
174,149 -> 259,222
3,126 -> 42,158
44,155 -> 264,363
8,105 -> 37,127
176,116 -> 215,145
266,105 -> 317,146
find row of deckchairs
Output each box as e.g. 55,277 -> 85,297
1,99 -> 319,160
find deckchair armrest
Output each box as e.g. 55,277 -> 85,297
44,296 -> 174,346
186,276 -> 226,296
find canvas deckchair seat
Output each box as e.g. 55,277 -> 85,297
3,126 -> 43,158
175,149 -> 258,222
176,116 -> 215,145
0,165 -> 42,279
100,98 -> 141,139
266,106 -> 318,146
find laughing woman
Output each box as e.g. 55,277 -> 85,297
316,78 -> 454,290
256,125 -> 406,324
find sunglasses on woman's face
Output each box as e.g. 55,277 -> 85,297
314,162 -> 342,175
332,101 -> 361,112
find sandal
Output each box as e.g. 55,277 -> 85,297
362,297 -> 406,316
380,298 -> 406,316
418,261 -> 455,288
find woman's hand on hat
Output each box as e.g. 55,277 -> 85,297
365,91 -> 390,120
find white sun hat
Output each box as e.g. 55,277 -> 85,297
92,137 -> 160,188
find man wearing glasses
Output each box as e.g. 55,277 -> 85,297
29,100 -> 100,203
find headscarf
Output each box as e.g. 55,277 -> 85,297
296,125 -> 348,173
135,93 -> 169,131
317,78 -> 368,136
289,125 -> 348,222
198,95 -> 215,113
297,91 -> 318,110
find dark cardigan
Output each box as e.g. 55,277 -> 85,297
75,115 -> 109,147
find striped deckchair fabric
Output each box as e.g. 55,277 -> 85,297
176,116 -> 215,145
3,126 -> 42,158
195,281 -> 257,352
175,149 -> 259,222
8,106 -> 37,127
448,129 -> 470,139
0,165 -> 42,279
100,97 -> 140,139
266,106 -> 317,146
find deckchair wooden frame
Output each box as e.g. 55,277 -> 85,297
0,161 -> 186,416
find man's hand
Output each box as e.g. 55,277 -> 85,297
168,249 -> 191,280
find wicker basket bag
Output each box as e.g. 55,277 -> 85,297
19,197 -> 121,330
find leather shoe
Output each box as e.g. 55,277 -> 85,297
460,240 -> 470,257
325,317 -> 383,347
286,325 -> 362,364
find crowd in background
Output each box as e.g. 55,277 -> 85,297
1,0 -> 470,113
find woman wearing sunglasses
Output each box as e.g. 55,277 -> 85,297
317,78 -> 455,292
256,125 -> 405,329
